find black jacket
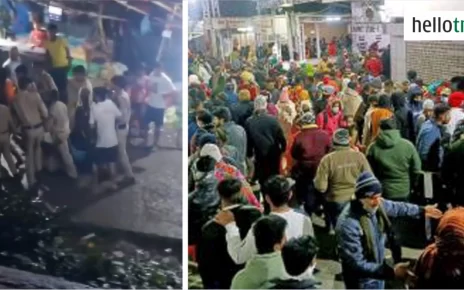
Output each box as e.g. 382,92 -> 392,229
391,93 -> 415,142
244,112 -> 286,158
197,205 -> 262,289
231,101 -> 254,128
269,278 -> 320,289
188,174 -> 220,245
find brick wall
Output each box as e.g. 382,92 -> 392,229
406,41 -> 464,82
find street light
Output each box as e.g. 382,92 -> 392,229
326,16 -> 342,22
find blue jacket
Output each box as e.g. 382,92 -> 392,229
416,119 -> 443,170
188,114 -> 199,144
336,199 -> 423,289
225,90 -> 239,106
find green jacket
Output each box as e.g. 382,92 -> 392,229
367,130 -> 421,200
231,252 -> 286,289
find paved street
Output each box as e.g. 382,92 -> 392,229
41,127 -> 183,240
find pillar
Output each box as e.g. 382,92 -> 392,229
300,23 -> 305,60
286,10 -> 294,61
315,22 -> 321,59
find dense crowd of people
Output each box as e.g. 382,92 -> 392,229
0,23 -> 178,194
188,44 -> 464,289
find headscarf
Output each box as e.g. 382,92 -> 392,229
448,91 -> 464,108
254,95 -> 268,111
240,71 -> 254,83
415,207 -> 464,283
238,89 -> 251,102
280,87 -> 290,102
299,89 -> 310,101
189,74 -> 201,86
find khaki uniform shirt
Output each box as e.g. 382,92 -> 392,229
67,78 -> 93,109
115,90 -> 131,125
13,90 -> 48,127
35,71 -> 57,97
48,100 -> 70,142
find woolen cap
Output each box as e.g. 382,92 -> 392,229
355,171 -> 383,199
332,128 -> 350,146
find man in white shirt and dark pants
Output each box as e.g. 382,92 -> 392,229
89,87 -> 122,192
215,175 -> 315,265
144,62 -> 176,149
111,76 -> 135,184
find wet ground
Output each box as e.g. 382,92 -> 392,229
36,126 -> 183,240
1,116 -> 183,287
0,55 -> 183,282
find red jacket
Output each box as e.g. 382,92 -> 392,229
239,82 -> 259,101
291,126 -> 331,178
328,42 -> 337,57
316,102 -> 347,138
365,57 -> 383,77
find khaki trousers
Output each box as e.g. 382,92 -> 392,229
0,133 -> 17,175
117,127 -> 134,178
24,126 -> 44,185
56,137 -> 78,179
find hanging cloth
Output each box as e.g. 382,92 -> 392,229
140,15 -> 151,35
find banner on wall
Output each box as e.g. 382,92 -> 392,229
351,23 -> 389,54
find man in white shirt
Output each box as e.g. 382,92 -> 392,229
3,46 -> 21,83
89,87 -> 122,192
111,75 -> 135,184
215,175 -> 314,265
144,62 -> 176,149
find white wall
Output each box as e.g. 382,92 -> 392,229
384,0 -> 464,17
387,23 -> 406,81
273,16 -> 287,36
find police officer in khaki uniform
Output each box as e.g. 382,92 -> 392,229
111,76 -> 134,183
12,77 -> 48,186
32,61 -> 57,104
0,95 -> 17,177
47,89 -> 78,179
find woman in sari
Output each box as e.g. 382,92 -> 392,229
280,100 -> 313,176
276,87 -> 297,139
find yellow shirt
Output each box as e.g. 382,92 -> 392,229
44,37 -> 69,68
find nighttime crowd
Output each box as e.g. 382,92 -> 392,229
187,42 -> 464,289
0,22 -> 178,194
